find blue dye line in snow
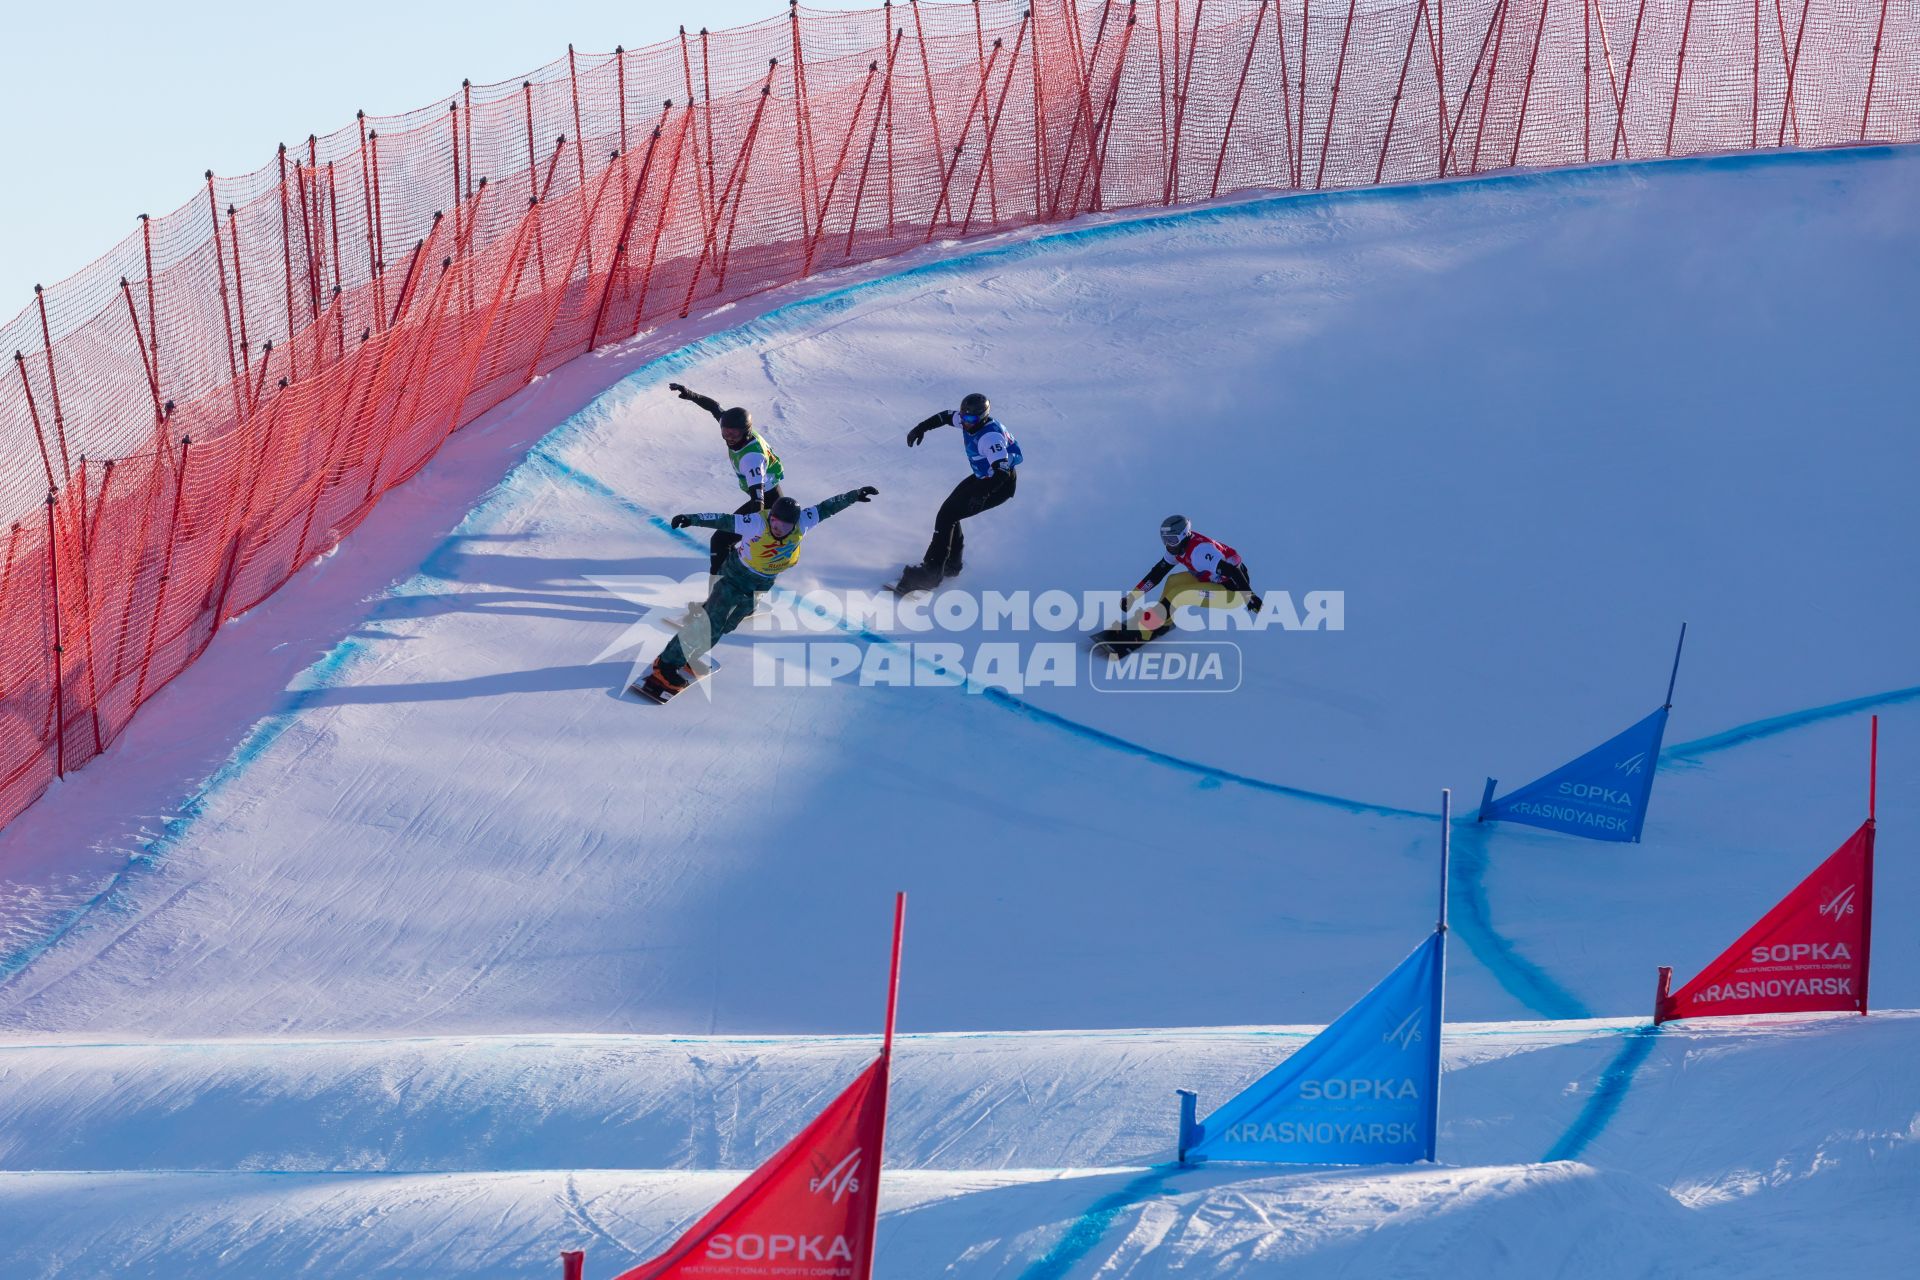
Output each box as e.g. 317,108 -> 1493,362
0,477 -> 558,989
0,639 -> 373,987
1664,683 -> 1920,761
1541,1023 -> 1664,1162
1015,1165 -> 1187,1280
1446,823 -> 1592,1020
538,449 -> 1429,821
978,685 -> 1426,816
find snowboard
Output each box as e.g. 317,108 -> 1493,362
627,655 -> 721,704
884,567 -> 937,598
1089,619 -> 1175,659
885,561 -> 964,597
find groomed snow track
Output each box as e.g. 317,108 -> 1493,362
0,146 -> 1915,1277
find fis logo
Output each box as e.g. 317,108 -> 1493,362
1818,885 -> 1858,919
1615,751 -> 1648,778
1382,1010 -> 1424,1051
809,1149 -> 862,1203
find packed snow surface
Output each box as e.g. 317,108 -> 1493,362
0,145 -> 1915,1277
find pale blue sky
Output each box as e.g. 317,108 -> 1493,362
0,1 -> 872,315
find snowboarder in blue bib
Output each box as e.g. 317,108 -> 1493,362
668,382 -> 788,577
894,392 -> 1022,594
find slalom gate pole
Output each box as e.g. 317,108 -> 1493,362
1861,715 -> 1877,1014
1869,713 -> 1877,822
867,890 -> 906,1279
1429,787 -> 1450,1161
1664,621 -> 1687,708
883,890 -> 905,1058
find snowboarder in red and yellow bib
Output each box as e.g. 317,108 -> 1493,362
1099,515 -> 1264,654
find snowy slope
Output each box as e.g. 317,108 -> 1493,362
1,146 -> 1913,1041
0,1014 -> 1913,1277
0,145 -> 1914,1278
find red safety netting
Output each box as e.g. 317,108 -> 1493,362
2,0 -> 1916,833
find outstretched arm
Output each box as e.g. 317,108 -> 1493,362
806,486 -> 881,526
668,382 -> 724,424
669,511 -> 737,531
905,410 -> 953,447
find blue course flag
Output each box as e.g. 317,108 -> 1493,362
1478,706 -> 1670,843
1180,932 -> 1444,1165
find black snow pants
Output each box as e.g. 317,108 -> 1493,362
901,469 -> 1017,591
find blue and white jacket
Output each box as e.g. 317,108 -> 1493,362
913,408 -> 1023,478
962,415 -> 1023,478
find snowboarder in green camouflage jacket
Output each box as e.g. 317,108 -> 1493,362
637,486 -> 878,700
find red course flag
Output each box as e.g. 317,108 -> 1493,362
611,1057 -> 891,1279
1656,823 -> 1876,1025
610,894 -> 905,1280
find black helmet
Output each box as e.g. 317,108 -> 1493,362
720,406 -> 752,434
768,495 -> 803,527
958,392 -> 990,427
1159,514 -> 1192,551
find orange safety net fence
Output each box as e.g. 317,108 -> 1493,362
2,0 -> 1916,832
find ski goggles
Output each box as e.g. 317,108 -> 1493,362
958,411 -> 986,429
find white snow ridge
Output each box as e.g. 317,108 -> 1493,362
1,147 -> 1916,1277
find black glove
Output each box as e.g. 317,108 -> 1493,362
743,493 -> 764,515
670,514 -> 694,529
668,382 -> 695,400
906,425 -> 927,447
1246,593 -> 1264,615
854,485 -> 879,502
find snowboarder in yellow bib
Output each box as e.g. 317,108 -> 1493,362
633,488 -> 879,702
